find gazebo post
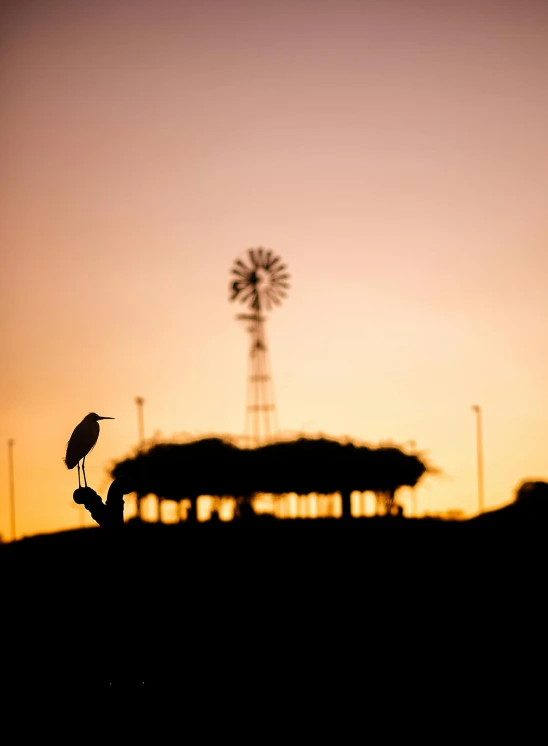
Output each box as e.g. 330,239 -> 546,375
341,488 -> 352,520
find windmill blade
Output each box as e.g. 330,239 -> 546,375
231,267 -> 250,279
270,286 -> 286,300
231,281 -> 248,295
240,282 -> 257,300
271,264 -> 287,277
268,256 -> 281,272
251,292 -> 261,310
256,248 -> 264,267
271,271 -> 290,281
248,248 -> 260,268
263,250 -> 274,269
266,288 -> 282,305
272,275 -> 290,285
273,283 -> 290,292
271,275 -> 290,285
241,285 -> 257,304
235,258 -> 252,273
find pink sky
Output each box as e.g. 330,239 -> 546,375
1,0 -> 548,536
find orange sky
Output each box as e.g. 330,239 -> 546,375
1,0 -> 548,538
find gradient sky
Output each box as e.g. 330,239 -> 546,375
1,0 -> 548,537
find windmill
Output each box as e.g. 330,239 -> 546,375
229,248 -> 290,447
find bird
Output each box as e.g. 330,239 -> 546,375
65,412 -> 114,489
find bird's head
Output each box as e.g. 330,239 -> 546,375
86,412 -> 115,421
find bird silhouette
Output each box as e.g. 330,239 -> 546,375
65,412 -> 114,488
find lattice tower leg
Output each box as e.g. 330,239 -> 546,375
244,319 -> 278,448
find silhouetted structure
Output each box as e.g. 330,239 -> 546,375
8,438 -> 15,540
134,397 -> 146,517
230,248 -> 290,446
471,404 -> 485,513
111,436 -> 430,522
73,476 -> 132,529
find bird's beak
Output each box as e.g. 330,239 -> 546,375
98,416 -> 115,420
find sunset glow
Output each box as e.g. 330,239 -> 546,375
1,0 -> 547,538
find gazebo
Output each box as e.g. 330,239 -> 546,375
111,436 -> 431,522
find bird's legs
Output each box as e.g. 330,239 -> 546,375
82,456 -> 88,488
77,462 -> 82,489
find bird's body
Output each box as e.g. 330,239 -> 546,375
65,412 -> 114,488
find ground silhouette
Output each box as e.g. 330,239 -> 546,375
2,480 -> 546,693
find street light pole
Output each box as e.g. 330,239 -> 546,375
406,441 -> 417,517
135,397 -> 145,447
471,405 -> 484,514
134,397 -> 146,522
8,439 -> 15,541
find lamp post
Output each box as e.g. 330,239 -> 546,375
406,440 -> 417,517
8,439 -> 15,541
471,405 -> 484,514
135,397 -> 145,447
134,397 -> 146,521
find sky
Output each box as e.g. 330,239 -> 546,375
1,0 -> 548,538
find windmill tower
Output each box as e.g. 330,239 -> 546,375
229,248 -> 290,447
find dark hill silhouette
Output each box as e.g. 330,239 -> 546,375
468,478 -> 548,528
2,477 -> 546,693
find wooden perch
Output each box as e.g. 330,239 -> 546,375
73,476 -> 132,529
